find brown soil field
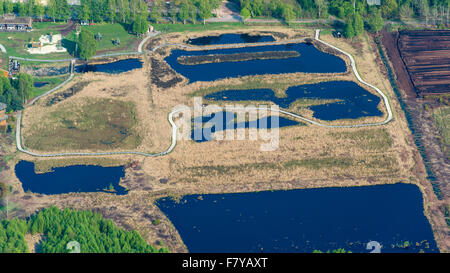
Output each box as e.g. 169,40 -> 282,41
4,28 -> 449,253
380,31 -> 450,252
381,30 -> 416,99
397,30 -> 450,96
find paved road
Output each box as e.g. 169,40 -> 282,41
16,30 -> 394,158
9,51 -> 145,63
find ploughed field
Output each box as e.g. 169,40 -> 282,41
397,30 -> 450,96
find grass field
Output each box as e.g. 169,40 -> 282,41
32,75 -> 70,98
0,22 -> 73,60
24,98 -> 141,151
328,128 -> 393,151
0,23 -> 139,59
65,23 -> 139,54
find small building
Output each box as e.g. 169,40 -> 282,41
0,102 -> 8,129
9,58 -> 20,76
0,14 -> 32,32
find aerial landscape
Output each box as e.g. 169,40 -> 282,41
0,0 -> 448,259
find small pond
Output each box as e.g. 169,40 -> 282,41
157,183 -> 438,253
204,81 -> 383,121
186,34 -> 275,45
191,111 -> 300,142
15,161 -> 127,195
165,43 -> 347,83
75,59 -> 143,74
33,82 -> 49,88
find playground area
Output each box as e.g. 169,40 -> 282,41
27,34 -> 67,55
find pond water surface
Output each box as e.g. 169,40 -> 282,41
75,59 -> 143,74
157,183 -> 438,253
15,161 -> 127,195
165,43 -> 347,82
204,81 -> 383,121
186,34 -> 275,45
191,111 -> 301,142
33,82 -> 49,88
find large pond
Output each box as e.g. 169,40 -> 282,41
157,183 -> 438,253
75,59 -> 143,74
204,81 -> 383,121
186,34 -> 275,45
191,111 -> 300,142
165,43 -> 347,82
15,161 -> 127,195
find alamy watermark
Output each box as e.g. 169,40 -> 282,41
172,97 -> 280,152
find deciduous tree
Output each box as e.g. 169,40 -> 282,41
78,29 -> 97,60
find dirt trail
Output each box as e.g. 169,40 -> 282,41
49,20 -> 76,36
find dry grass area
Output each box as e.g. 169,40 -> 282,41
21,58 -> 171,155
25,98 -> 141,151
9,28 -> 449,252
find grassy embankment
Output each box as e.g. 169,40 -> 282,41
432,106 -> 450,159
153,22 -> 252,33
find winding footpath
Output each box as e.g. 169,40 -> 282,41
16,30 -> 394,157
0,43 -> 6,54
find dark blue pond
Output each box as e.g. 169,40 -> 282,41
157,183 -> 438,253
33,82 -> 49,88
191,111 -> 300,142
75,59 -> 143,74
187,34 -> 275,45
204,81 -> 383,121
15,161 -> 127,195
165,43 -> 347,83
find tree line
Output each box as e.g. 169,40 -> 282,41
148,0 -> 222,25
0,0 -> 149,25
0,206 -> 169,253
1,0 -> 447,28
235,0 -> 449,26
0,74 -> 34,112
